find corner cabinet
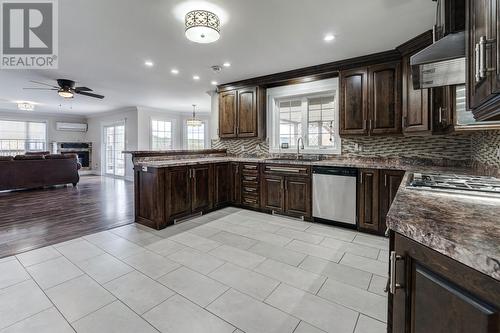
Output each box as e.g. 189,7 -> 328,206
467,0 -> 500,120
340,61 -> 402,136
218,86 -> 266,139
389,232 -> 500,333
358,169 -> 404,236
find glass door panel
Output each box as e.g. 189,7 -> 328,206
104,124 -> 125,177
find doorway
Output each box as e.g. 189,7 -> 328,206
103,123 -> 125,177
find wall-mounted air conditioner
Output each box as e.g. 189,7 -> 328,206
56,122 -> 88,132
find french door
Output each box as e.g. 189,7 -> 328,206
104,123 -> 125,177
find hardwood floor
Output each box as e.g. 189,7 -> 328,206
0,176 -> 134,259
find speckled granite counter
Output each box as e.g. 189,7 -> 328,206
386,172 -> 500,280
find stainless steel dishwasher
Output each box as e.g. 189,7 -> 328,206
312,166 -> 358,227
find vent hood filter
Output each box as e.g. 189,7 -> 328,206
410,31 -> 466,89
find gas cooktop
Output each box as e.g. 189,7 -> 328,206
410,173 -> 500,195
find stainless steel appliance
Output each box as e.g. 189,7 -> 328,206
409,173 -> 500,196
312,166 -> 357,227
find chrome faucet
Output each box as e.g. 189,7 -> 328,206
296,137 -> 304,159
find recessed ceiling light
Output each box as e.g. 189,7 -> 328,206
193,75 -> 200,80
324,34 -> 335,42
171,68 -> 179,74
223,62 -> 231,67
144,60 -> 154,67
211,81 -> 218,85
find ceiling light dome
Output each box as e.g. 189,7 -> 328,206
185,10 -> 220,44
58,89 -> 74,99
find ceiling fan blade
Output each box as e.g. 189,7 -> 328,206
74,86 -> 93,92
29,80 -> 59,88
23,88 -> 58,90
76,91 -> 105,99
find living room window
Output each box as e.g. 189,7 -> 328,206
268,78 -> 340,154
151,119 -> 173,150
0,120 -> 47,156
186,122 -> 205,150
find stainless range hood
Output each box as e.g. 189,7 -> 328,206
410,31 -> 465,90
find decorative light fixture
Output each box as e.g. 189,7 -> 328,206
58,89 -> 74,99
17,102 -> 35,111
187,104 -> 203,127
185,10 -> 220,44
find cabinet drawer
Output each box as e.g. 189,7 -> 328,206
264,164 -> 310,176
242,163 -> 259,170
242,175 -> 259,182
242,186 -> 259,194
242,180 -> 259,187
242,195 -> 259,206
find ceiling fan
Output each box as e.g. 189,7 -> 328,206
23,79 -> 105,99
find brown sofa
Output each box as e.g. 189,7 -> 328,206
0,154 -> 80,191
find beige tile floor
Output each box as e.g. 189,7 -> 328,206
0,208 -> 389,333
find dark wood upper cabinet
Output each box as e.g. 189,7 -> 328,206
357,169 -> 380,233
218,86 -> 266,139
340,62 -> 401,136
191,165 -> 212,212
237,87 -> 257,137
214,163 -> 230,208
379,170 -> 404,235
402,54 -> 431,134
284,177 -> 311,217
467,0 -> 500,120
219,91 -> 237,138
390,232 -> 500,333
369,62 -> 402,135
432,86 -> 455,134
166,166 -> 192,220
340,68 -> 369,135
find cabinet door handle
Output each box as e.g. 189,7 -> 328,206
359,172 -> 363,184
388,251 -> 404,294
384,174 -> 387,187
475,42 -> 481,82
438,107 -> 443,124
479,36 -> 487,79
369,119 -> 373,130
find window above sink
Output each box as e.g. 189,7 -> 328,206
267,78 -> 341,155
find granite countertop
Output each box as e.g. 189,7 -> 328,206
138,156 -> 473,174
386,172 -> 500,280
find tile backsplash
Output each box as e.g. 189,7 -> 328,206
212,133 -> 472,161
471,130 -> 500,168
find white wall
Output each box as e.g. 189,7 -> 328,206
85,107 -> 138,181
209,91 -> 219,140
0,110 -> 87,147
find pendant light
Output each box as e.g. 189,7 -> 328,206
185,10 -> 220,44
187,104 -> 202,127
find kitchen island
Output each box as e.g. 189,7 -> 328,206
386,172 -> 500,333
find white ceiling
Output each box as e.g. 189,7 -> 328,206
0,0 -> 435,116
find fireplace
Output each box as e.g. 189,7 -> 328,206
56,142 -> 92,170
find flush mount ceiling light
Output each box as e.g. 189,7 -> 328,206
58,89 -> 74,99
17,102 -> 35,111
187,104 -> 203,127
185,10 -> 220,43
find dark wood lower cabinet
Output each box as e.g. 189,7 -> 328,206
191,165 -> 212,212
358,169 -> 380,233
284,177 -> 311,217
214,163 -> 231,208
390,232 -> 500,333
230,162 -> 241,205
261,175 -> 284,211
165,166 -> 191,221
379,170 -> 405,234
358,168 -> 404,236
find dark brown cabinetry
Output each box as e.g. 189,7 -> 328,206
166,166 -> 192,220
191,165 -> 212,213
261,165 -> 311,219
357,169 -> 380,233
218,86 -> 266,139
379,170 -> 405,234
340,62 -> 402,136
358,169 -> 404,236
230,162 -> 241,205
431,86 -> 455,133
240,163 -> 261,208
390,232 -> 500,333
214,163 -> 230,208
467,0 -> 500,120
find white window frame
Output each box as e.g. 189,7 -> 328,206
185,120 -> 207,150
267,78 -> 341,155
150,118 -> 174,151
0,119 -> 48,155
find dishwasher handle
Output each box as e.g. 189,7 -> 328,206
313,166 -> 358,177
